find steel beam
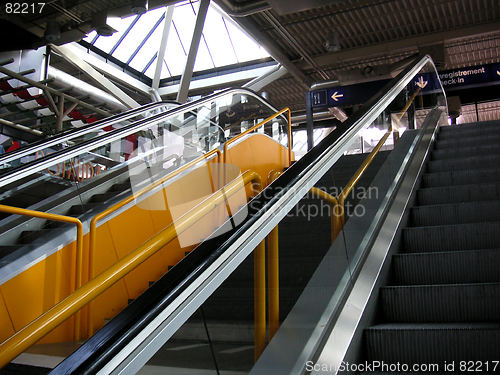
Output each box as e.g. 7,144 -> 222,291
176,0 -> 211,103
304,22 -> 500,69
153,5 -> 175,90
52,44 -> 141,109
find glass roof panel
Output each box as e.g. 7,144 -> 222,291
112,8 -> 165,63
83,1 -> 271,80
171,3 -> 197,54
163,24 -> 187,77
202,7 -> 238,67
93,16 -> 136,53
194,36 -> 215,71
128,14 -> 165,72
225,20 -> 269,62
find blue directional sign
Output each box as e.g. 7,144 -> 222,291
310,62 -> 500,110
311,80 -> 389,109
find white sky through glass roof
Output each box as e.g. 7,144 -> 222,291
82,0 -> 270,79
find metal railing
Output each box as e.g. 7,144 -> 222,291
0,170 -> 262,369
0,206 -> 84,340
86,147 -> 222,336
0,88 -> 286,189
41,55 -> 443,375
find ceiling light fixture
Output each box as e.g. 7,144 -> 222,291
44,20 -> 61,42
132,0 -> 148,15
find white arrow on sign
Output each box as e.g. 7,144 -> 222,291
416,76 -> 428,89
331,91 -> 344,101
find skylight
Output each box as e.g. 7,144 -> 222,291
83,0 -> 270,80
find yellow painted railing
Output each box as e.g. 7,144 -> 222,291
87,147 -> 222,336
0,206 -> 84,340
223,108 -> 292,181
310,86 -> 423,239
0,170 -> 262,369
254,170 -> 282,362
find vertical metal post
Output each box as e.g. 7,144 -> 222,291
268,225 -> 279,341
56,95 -> 64,132
176,0 -> 210,103
305,91 -> 314,151
254,239 -> 266,362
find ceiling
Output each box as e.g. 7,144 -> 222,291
1,0 -> 500,124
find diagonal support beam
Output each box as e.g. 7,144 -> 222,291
51,44 -> 141,109
176,0 -> 210,103
153,5 -> 175,91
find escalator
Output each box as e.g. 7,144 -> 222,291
362,119 -> 500,371
0,87 -> 290,364
3,55 -> 496,374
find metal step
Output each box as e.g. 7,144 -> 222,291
393,249 -> 500,285
411,201 -> 500,226
437,123 -> 500,141
434,134 -> 500,150
422,168 -> 500,188
438,120 -> 500,133
417,183 -> 500,205
403,222 -> 500,253
427,154 -> 500,174
18,230 -> 54,245
431,144 -> 500,161
366,323 -> 500,366
0,245 -> 24,260
381,283 -> 500,323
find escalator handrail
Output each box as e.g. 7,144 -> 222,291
0,101 -> 179,166
86,147 -> 223,336
0,88 -> 285,189
48,55 -> 442,375
0,170 -> 262,369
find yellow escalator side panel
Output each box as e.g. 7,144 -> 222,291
105,205 -> 160,300
0,291 -> 15,344
0,133 -> 290,346
90,222 -> 129,333
0,248 -> 74,344
226,134 -> 289,193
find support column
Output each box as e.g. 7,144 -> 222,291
306,91 -> 314,151
254,239 -> 266,362
176,0 -> 210,103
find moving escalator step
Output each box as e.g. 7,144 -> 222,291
422,168 -> 500,189
67,203 -> 102,216
393,249 -> 500,285
431,144 -> 500,161
365,323 -> 500,365
380,283 -> 500,323
410,201 -> 500,226
108,182 -> 132,193
437,127 -> 500,142
417,183 -> 500,206
434,134 -> 500,150
0,245 -> 24,259
402,222 -> 500,253
427,155 -> 500,174
18,230 -> 54,245
89,192 -> 120,204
